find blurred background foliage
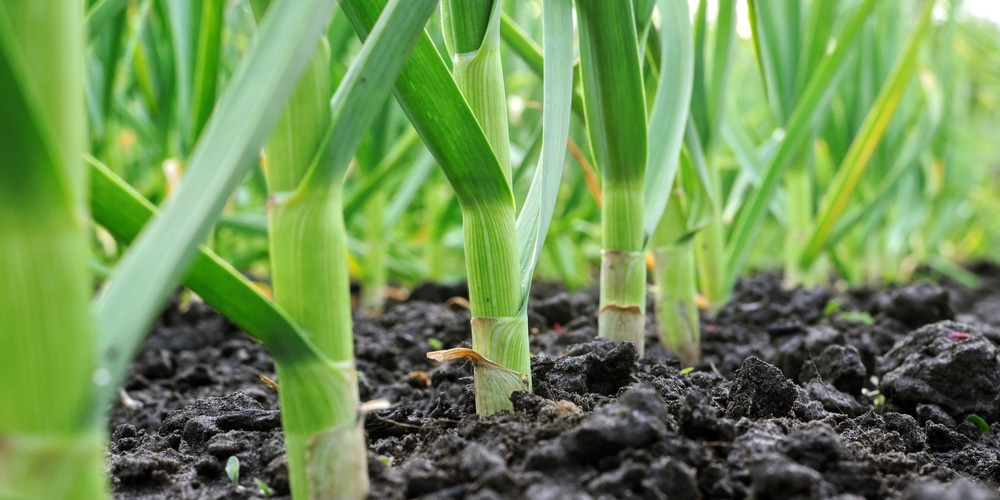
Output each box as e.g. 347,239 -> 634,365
87,0 -> 1000,293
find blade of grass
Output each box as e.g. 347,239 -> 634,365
93,0 -> 337,411
0,1 -> 106,496
515,0 -> 573,305
747,0 -> 800,123
499,11 -> 585,118
190,0 -> 226,141
642,0 -> 694,243
725,0 -> 877,290
799,0 -> 935,269
86,0 -> 130,41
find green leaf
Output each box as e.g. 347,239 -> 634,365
190,0 -> 226,141
515,0 -> 573,308
340,0 -> 512,211
642,0 -> 694,244
799,0 -> 935,269
87,156 -> 311,359
747,0 -> 801,123
86,0 -> 130,41
226,456 -> 240,486
725,0 -> 877,289
92,0 -> 337,410
823,75 -> 943,252
499,12 -> 586,118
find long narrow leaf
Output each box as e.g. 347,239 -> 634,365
642,0 -> 694,243
799,0 -> 935,268
86,0 -> 130,41
339,0 -> 511,210
87,156 -> 316,359
725,0 -> 877,288
189,0 -> 226,141
515,0 -> 573,305
298,0 -> 438,191
92,0 -> 336,409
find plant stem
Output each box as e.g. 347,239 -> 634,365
653,242 -> 701,366
443,0 -> 527,414
0,1 -> 107,496
361,189 -> 388,313
783,160 -> 822,287
265,39 -> 365,498
599,183 -> 647,355
575,0 -> 648,355
464,202 -> 527,414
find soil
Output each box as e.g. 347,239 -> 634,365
108,264 -> 1000,499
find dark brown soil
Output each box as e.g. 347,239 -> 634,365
109,265 -> 1000,499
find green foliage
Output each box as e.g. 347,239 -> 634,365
7,2 -> 1000,496
966,414 -> 991,434
254,478 -> 274,497
226,456 -> 240,486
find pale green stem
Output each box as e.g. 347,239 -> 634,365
360,189 -> 388,314
694,154 -> 728,314
653,242 -> 701,366
783,159 -> 823,287
599,182 -> 646,355
463,202 -> 527,414
263,36 -> 364,498
0,0 -> 107,496
269,188 -> 364,497
445,0 -> 528,414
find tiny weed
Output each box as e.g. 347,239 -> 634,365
254,478 -> 274,497
225,456 -> 240,486
967,414 -> 991,434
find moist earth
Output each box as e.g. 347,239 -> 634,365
109,264 -> 1000,499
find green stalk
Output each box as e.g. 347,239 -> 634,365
653,242 -> 700,366
441,0 -> 525,414
340,0 -> 572,415
264,2 -> 436,494
689,0 -> 736,314
576,0 -> 648,355
361,188 -> 388,313
356,103 -> 392,315
0,1 -> 106,497
268,187 -> 362,497
651,188 -> 700,366
444,0 -> 512,180
782,156 -> 816,286
263,34 -> 362,500
691,120 -> 728,312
